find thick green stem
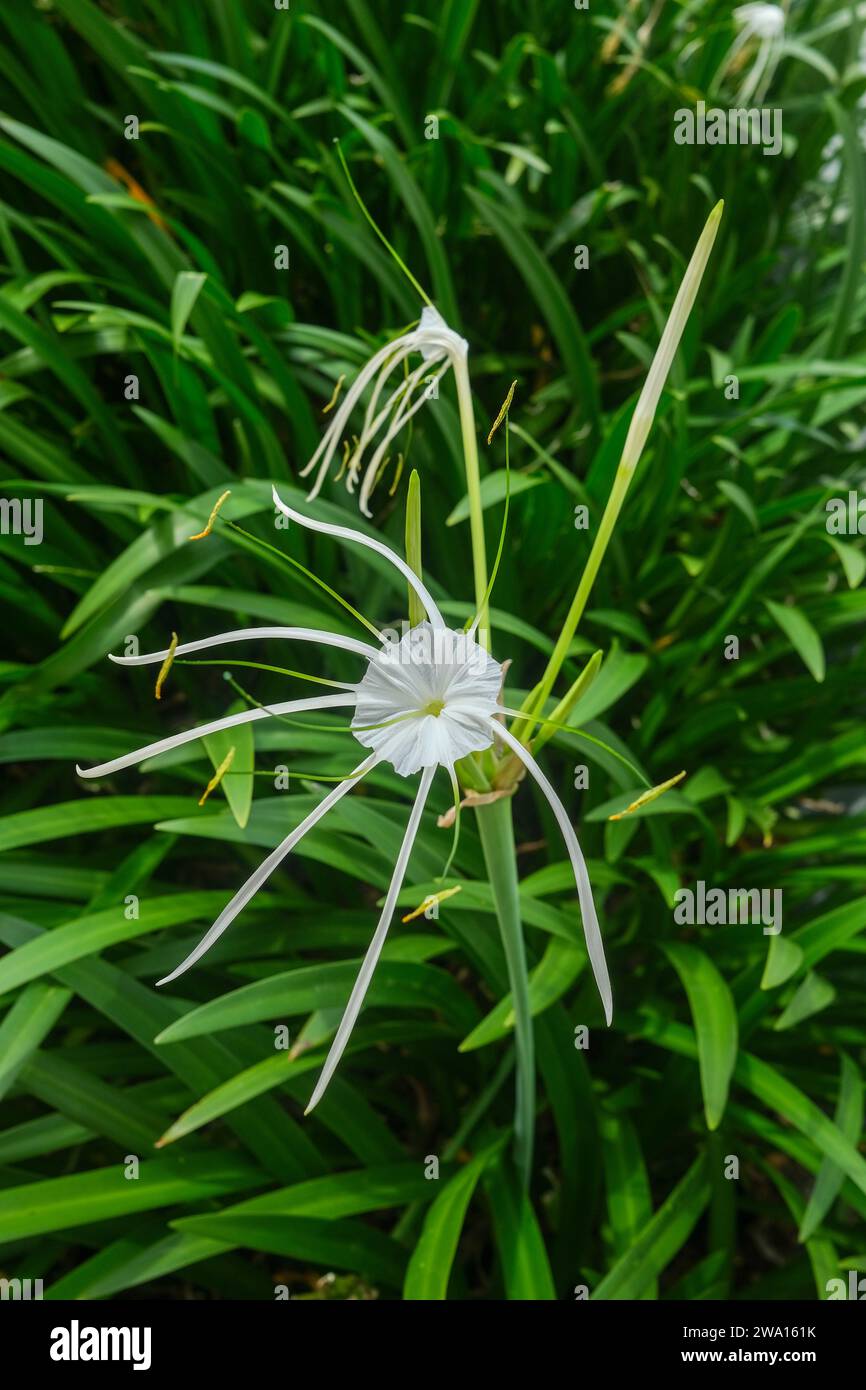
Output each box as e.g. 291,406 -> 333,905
476,796 -> 534,1187
454,357 -> 490,649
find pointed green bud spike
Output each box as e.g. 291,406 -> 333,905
405,470 -> 424,628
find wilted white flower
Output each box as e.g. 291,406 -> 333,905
728,3 -> 786,104
77,489 -> 611,1112
300,305 -> 468,516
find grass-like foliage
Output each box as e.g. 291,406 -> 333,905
0,0 -> 864,1301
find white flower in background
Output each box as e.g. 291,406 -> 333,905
301,305 -> 468,517
77,488 -> 612,1112
727,3 -> 786,105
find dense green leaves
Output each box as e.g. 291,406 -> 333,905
0,0 -> 862,1304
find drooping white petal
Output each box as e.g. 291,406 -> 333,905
491,720 -> 613,1025
109,626 -> 378,666
157,752 -> 379,986
416,304 -> 468,361
350,346 -> 432,469
302,307 -> 467,502
272,488 -> 446,630
346,354 -> 444,498
76,692 -> 357,779
300,334 -> 416,492
305,763 -> 435,1112
356,359 -> 451,516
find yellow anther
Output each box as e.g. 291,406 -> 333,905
189,489 -> 231,541
198,745 -> 236,807
154,632 -> 179,701
487,379 -> 518,445
609,770 -> 686,821
335,438 -> 351,482
322,374 -> 346,415
388,453 -> 405,497
402,885 -> 462,923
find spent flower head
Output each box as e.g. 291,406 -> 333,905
301,306 -> 468,516
727,3 -> 786,104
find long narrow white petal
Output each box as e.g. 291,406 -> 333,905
346,354 -> 442,496
302,333 -> 424,497
491,721 -> 613,1024
357,360 -> 450,516
157,752 -> 379,986
300,338 -> 410,480
305,763 -> 436,1112
108,626 -> 378,666
76,692 -> 356,779
353,345 -> 418,454
272,487 -> 446,630
356,351 -> 444,465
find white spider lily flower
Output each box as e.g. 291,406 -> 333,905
728,3 -> 786,104
352,623 -> 502,775
301,305 -> 468,516
76,488 -> 611,1111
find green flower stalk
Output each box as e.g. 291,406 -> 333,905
520,200 -> 724,745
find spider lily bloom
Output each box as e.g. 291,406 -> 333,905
76,489 -> 611,1112
726,3 -> 786,104
300,305 -> 468,516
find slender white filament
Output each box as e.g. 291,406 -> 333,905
490,720 -> 613,1025
76,692 -> 357,779
305,763 -> 436,1112
109,626 -> 378,666
157,752 -> 379,986
272,487 -> 446,629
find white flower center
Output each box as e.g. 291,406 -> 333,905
351,622 -> 502,776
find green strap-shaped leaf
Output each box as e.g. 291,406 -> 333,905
764,598 -> 826,683
592,1152 -> 711,1300
0,1153 -> 266,1243
665,943 -> 738,1130
0,981 -> 72,1099
484,1158 -> 556,1300
799,1054 -> 864,1243
404,1137 -> 506,1299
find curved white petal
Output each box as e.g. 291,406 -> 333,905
76,692 -> 356,779
351,346 -> 422,463
346,354 -> 445,499
491,720 -> 613,1025
109,626 -> 378,666
157,752 -> 379,986
305,763 -> 436,1112
357,360 -> 450,516
272,488 -> 446,630
347,355 -> 433,494
300,335 -> 414,489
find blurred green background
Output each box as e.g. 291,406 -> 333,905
0,0 -> 864,1301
